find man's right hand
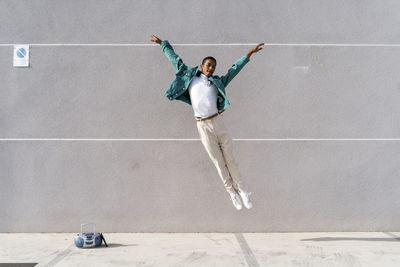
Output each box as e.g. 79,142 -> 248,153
150,34 -> 162,45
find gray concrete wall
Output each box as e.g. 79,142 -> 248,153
1,0 -> 400,232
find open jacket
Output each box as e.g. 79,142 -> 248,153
160,40 -> 250,111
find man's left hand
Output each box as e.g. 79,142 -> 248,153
246,43 -> 264,58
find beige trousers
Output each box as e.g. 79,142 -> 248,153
196,113 -> 244,193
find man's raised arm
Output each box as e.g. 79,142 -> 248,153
246,43 -> 264,58
221,43 -> 264,87
150,34 -> 186,72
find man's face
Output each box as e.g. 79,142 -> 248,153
200,59 -> 216,77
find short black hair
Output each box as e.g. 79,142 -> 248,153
202,56 -> 217,65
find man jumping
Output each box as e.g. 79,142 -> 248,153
150,34 -> 263,210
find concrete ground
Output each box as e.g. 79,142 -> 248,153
0,232 -> 400,267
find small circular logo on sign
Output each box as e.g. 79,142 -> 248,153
16,48 -> 27,58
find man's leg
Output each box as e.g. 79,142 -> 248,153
215,114 -> 253,209
218,131 -> 244,191
196,120 -> 235,193
212,114 -> 244,191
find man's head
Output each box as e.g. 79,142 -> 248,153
200,56 -> 217,77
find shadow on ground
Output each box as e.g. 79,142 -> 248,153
301,237 -> 400,242
95,243 -> 138,249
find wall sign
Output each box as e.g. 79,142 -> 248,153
13,45 -> 30,67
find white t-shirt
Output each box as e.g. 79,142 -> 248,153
188,73 -> 218,118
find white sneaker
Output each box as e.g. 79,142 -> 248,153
238,189 -> 253,209
229,191 -> 243,210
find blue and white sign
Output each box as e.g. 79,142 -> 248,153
13,45 -> 29,67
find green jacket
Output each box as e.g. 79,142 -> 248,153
160,40 -> 250,111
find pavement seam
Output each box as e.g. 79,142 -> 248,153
383,232 -> 400,241
234,233 -> 261,267
37,244 -> 75,267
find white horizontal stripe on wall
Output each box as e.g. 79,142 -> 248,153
2,43 -> 400,47
1,138 -> 400,142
